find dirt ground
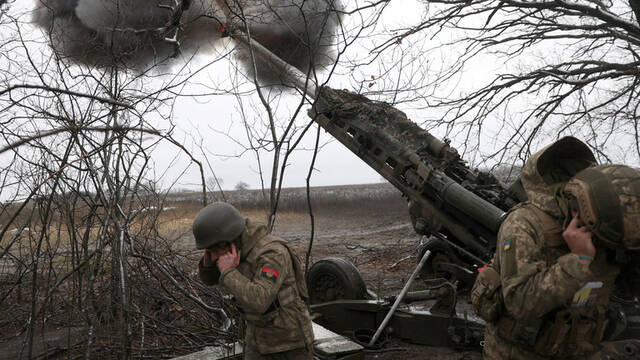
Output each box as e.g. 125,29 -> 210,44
259,186 -> 483,360
0,183 -> 484,359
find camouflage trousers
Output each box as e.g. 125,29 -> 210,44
244,345 -> 313,360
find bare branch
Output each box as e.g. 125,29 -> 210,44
1,84 -> 132,108
0,126 -> 161,155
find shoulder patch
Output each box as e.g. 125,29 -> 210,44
571,281 -> 603,307
261,267 -> 279,283
501,238 -> 517,277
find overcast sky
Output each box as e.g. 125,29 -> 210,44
5,0 -> 604,194
144,0 -> 443,192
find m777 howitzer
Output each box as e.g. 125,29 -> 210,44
308,87 -> 522,283
234,31 -> 640,351
235,31 -> 521,282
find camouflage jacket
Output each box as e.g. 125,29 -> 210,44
199,219 -> 314,354
483,140 -> 620,359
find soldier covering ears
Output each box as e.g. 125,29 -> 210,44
472,137 -> 640,359
194,202 -> 314,360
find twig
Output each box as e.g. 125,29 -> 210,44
0,84 -> 132,108
0,126 -> 161,155
388,255 -> 413,270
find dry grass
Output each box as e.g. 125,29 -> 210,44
152,182 -> 406,249
0,182 -> 410,359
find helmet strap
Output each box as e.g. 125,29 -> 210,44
555,184 -> 573,229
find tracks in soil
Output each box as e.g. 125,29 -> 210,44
309,222 -> 414,243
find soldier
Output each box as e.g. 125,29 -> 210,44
194,202 -> 314,360
472,137 -> 640,359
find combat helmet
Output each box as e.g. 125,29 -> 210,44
563,165 -> 640,250
193,202 -> 246,249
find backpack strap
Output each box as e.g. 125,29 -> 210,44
265,236 -> 309,299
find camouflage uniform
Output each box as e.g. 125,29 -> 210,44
474,138 -> 640,359
199,219 -> 314,359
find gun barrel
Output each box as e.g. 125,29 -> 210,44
432,172 -> 505,233
231,29 -> 318,99
407,153 -> 505,234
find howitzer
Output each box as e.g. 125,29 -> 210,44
232,30 -> 640,350
235,29 -> 521,280
308,87 -> 521,277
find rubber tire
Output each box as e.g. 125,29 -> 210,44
307,257 -> 367,305
418,237 -> 460,281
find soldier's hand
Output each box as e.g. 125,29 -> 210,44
217,243 -> 241,272
563,211 -> 595,263
202,249 -> 218,267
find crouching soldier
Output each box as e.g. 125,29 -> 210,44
194,202 -> 314,359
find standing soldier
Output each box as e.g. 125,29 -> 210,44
472,137 -> 640,359
194,202 -> 314,360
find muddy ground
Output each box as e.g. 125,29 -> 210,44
257,184 -> 483,360
0,183 -> 484,359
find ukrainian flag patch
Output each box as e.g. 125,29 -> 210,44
503,241 -> 511,251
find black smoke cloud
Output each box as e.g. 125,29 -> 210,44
33,0 -> 342,85
34,0 -> 222,69
232,0 -> 343,86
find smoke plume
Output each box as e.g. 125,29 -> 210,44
33,0 -> 222,69
232,0 -> 343,86
33,0 -> 343,85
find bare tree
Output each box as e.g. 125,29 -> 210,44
206,175 -> 225,201
0,3 -> 235,359
234,180 -> 249,190
366,0 -> 640,166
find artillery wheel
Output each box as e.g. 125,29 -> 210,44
307,257 -> 367,305
418,237 -> 461,282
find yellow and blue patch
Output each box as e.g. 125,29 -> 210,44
503,241 -> 511,251
572,282 -> 603,307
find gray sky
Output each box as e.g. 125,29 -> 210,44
6,0 -> 634,196
144,0 -> 434,191
5,0 -> 421,193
